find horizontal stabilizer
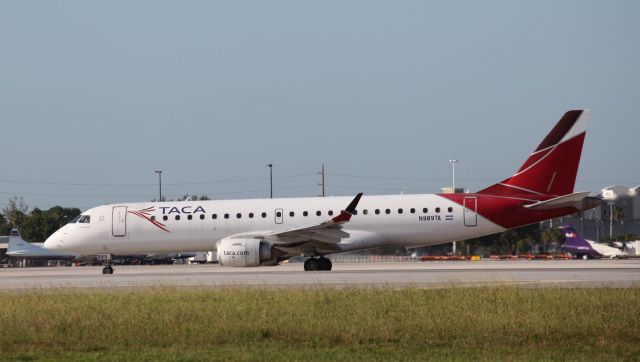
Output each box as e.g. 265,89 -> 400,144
524,191 -> 593,210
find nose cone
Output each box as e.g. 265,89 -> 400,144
43,228 -> 65,251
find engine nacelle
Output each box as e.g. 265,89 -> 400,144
216,238 -> 274,267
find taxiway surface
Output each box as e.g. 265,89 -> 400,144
1,260 -> 639,290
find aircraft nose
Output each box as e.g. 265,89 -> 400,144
43,231 -> 63,250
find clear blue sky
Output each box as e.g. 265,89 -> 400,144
1,1 -> 638,211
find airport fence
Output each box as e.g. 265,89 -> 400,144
327,255 -> 422,263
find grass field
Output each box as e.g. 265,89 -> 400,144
0,287 -> 639,361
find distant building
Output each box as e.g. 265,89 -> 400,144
441,187 -> 465,194
553,185 -> 640,241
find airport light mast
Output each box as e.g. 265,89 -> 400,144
155,170 -> 163,202
319,163 -> 325,197
449,159 -> 458,255
449,159 -> 458,191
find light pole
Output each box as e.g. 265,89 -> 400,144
609,202 -> 614,240
319,163 -> 325,197
155,170 -> 162,202
266,164 -> 273,198
449,159 -> 458,255
449,159 -> 458,191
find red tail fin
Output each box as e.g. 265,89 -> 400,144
478,110 -> 589,197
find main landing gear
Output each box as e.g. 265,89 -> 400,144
303,257 -> 332,271
98,253 -> 114,275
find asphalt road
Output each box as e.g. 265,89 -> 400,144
1,259 -> 639,290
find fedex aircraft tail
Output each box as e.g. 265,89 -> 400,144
560,225 -> 601,258
561,226 -> 593,249
479,110 -> 589,197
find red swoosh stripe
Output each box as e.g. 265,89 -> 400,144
128,208 -> 171,233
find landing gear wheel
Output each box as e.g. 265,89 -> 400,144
102,266 -> 114,275
318,257 -> 332,271
304,258 -> 320,271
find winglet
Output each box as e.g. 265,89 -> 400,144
332,193 -> 363,223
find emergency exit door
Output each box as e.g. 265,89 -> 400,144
463,197 -> 477,227
112,206 -> 127,237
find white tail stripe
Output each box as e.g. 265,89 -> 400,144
559,110 -> 589,144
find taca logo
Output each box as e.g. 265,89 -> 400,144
159,206 -> 206,215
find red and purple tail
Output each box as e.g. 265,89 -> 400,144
478,110 -> 589,197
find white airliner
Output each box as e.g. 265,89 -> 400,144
44,110 -> 600,274
561,225 -> 638,259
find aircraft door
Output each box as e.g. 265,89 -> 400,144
463,197 -> 477,227
112,206 -> 127,237
274,208 -> 284,224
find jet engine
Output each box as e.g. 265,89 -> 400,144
216,238 -> 277,267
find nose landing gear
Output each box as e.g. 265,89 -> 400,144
303,256 -> 332,271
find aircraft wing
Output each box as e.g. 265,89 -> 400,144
229,193 -> 363,245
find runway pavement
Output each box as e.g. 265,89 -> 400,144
1,259 -> 639,290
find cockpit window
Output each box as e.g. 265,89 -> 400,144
78,215 -> 90,224
69,215 -> 82,224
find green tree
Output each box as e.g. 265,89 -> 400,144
612,206 -> 624,222
2,196 -> 29,227
0,213 -> 10,236
541,228 -> 564,244
19,206 -> 81,243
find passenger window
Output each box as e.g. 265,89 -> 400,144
410,208 -> 415,214
249,213 -> 254,218
151,216 -> 156,221
224,214 -> 229,219
212,214 -> 217,219
385,209 -> 390,214
436,207 -> 441,213
375,209 -> 380,215
423,208 -> 428,213
276,211 -> 282,217
261,212 -> 267,218
163,215 -> 168,221
237,213 -> 242,219
363,209 -> 368,215
398,208 -> 403,214
316,211 -> 322,216
289,211 -> 295,217
328,210 -> 334,216
187,215 -> 193,220
303,211 -> 308,217
200,214 -> 205,220
175,215 -> 180,221
448,207 -> 453,212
